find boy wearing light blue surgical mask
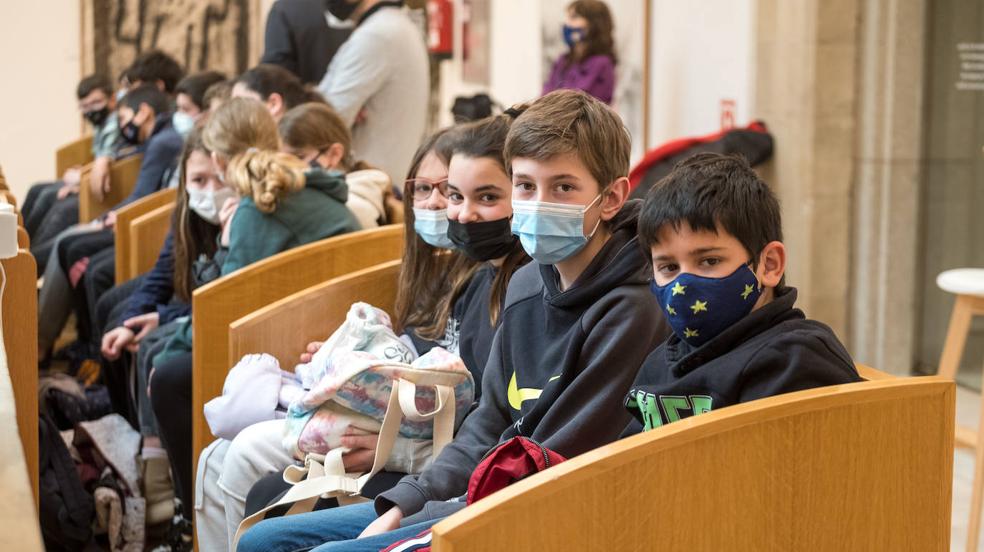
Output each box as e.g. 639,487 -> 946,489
622,152 -> 860,436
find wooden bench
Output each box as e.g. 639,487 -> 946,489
430,374 -> 954,550
192,225 -> 404,461
55,136 -> 94,179
114,188 -> 176,284
79,154 -> 143,223
1,250 -> 39,506
0,250 -> 43,547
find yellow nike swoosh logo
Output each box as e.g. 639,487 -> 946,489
508,371 -> 542,410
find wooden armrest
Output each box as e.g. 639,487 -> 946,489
114,188 -> 177,284
79,154 -> 143,223
229,260 -> 401,371
55,135 -> 94,179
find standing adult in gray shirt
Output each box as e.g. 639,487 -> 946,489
318,0 -> 429,184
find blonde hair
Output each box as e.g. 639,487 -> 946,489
279,103 -> 370,171
227,150 -> 308,213
202,97 -> 280,158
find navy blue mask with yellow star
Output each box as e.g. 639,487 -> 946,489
650,264 -> 762,347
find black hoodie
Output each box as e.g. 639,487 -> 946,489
376,200 -> 671,520
623,286 -> 861,436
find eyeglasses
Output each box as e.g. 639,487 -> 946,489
406,178 -> 449,201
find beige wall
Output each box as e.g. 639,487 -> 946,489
0,2 -> 81,202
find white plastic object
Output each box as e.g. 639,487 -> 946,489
936,268 -> 984,297
0,203 -> 17,260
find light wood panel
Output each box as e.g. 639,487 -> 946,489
1,251 -> 39,506
114,188 -> 177,284
191,225 -> 404,461
16,228 -> 28,250
79,154 -> 142,223
229,260 -> 401,372
55,136 -> 93,179
431,377 -> 955,551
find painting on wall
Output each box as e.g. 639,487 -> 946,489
462,0 -> 491,85
540,0 -> 649,162
82,0 -> 261,85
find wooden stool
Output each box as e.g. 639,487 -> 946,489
936,268 -> 984,551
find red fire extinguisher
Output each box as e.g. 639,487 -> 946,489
428,0 -> 453,60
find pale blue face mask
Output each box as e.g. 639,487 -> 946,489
511,195 -> 602,265
172,111 -> 196,137
412,207 -> 456,249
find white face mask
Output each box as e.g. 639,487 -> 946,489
187,186 -> 237,224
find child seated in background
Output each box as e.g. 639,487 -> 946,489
623,152 -> 861,436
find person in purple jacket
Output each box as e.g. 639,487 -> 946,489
542,0 -> 617,105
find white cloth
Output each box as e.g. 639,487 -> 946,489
203,354 -> 301,441
345,169 -> 391,229
318,6 -> 429,185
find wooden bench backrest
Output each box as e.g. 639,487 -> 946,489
228,260 -> 401,372
1,251 -> 39,506
192,225 -> 404,460
114,188 -> 177,284
55,136 -> 94,179
431,376 -> 954,551
0,252 -> 43,548
16,227 -> 29,250
79,154 -> 143,222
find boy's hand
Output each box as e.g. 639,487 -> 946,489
89,157 -> 111,200
57,181 -> 80,199
62,166 -> 82,187
103,210 -> 118,229
359,506 -> 403,539
299,341 -> 324,363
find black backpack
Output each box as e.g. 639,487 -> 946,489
38,414 -> 94,551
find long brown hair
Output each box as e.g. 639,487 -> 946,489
173,126 -> 221,302
279,103 -> 371,172
394,129 -> 479,338
568,0 -> 617,65
441,113 -> 529,328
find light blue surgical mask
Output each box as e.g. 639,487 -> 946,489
172,111 -> 195,137
511,195 -> 603,265
412,207 -> 455,249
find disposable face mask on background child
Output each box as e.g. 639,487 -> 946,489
84,106 -> 110,127
650,263 -> 763,348
188,186 -> 237,225
412,208 -> 455,249
447,218 -> 516,261
511,195 -> 601,265
172,111 -> 196,137
120,118 -> 142,145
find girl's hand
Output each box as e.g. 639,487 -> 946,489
101,326 -> 135,361
340,430 -> 379,472
122,312 -> 160,352
299,341 -> 324,363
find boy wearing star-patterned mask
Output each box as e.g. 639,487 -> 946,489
622,152 -> 860,435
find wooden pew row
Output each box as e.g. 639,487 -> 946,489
1,250 -> 39,506
114,188 -> 176,284
191,225 -> 404,461
429,374 -> 954,551
16,227 -> 29,249
228,260 -> 401,372
79,154 -> 143,223
0,252 -> 43,549
55,136 -> 94,180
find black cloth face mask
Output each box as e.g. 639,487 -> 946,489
84,106 -> 110,127
325,0 -> 361,21
447,217 -> 517,262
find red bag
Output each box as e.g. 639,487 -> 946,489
381,437 -> 565,552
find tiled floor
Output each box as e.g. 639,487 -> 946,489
953,384 -> 983,550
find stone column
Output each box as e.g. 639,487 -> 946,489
754,0 -> 861,343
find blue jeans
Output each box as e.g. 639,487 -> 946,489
237,502 -> 442,552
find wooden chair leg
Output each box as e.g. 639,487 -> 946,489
940,295 -> 974,380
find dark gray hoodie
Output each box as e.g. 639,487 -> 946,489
375,200 -> 671,521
